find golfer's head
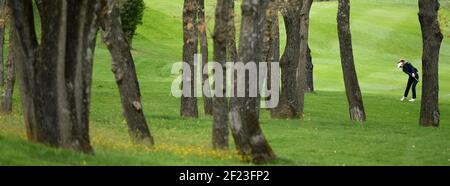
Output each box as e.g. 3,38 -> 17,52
397,59 -> 406,68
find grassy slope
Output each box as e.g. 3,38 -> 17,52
0,0 -> 449,165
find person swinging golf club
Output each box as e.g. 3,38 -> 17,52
397,59 -> 419,102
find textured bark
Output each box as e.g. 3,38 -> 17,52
9,0 -> 39,142
297,0 -> 313,115
262,0 -> 280,108
211,0 -> 231,150
181,0 -> 199,118
226,0 -> 238,98
99,0 -> 154,145
0,0 -> 5,93
302,0 -> 314,93
271,0 -> 302,119
226,1 -> 237,64
305,45 -> 314,92
337,0 -> 366,122
2,24 -> 14,114
197,0 -> 213,116
229,0 -> 276,164
9,0 -> 100,153
418,0 -> 442,127
60,0 -> 100,152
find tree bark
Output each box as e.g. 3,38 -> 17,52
9,0 -> 100,153
262,0 -> 280,109
0,0 -> 5,96
211,0 -> 231,150
229,0 -> 276,164
9,0 -> 39,142
305,45 -> 314,92
271,0 -> 302,119
2,24 -> 14,114
418,0 -> 442,127
181,0 -> 199,118
197,0 -> 213,116
226,0 -> 238,98
337,0 -> 366,122
226,0 -> 237,64
302,0 -> 314,93
99,0 -> 154,146
297,0 -> 313,115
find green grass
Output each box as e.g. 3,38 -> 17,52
0,0 -> 450,165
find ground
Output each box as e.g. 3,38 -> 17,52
0,0 -> 449,165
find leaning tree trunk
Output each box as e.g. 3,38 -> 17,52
297,0 -> 313,114
229,0 -> 276,164
418,0 -> 443,127
9,0 -> 100,153
337,0 -> 366,122
181,0 -> 199,118
271,0 -> 302,119
197,0 -> 213,116
262,0 -> 280,109
211,0 -> 231,150
99,0 -> 154,146
2,23 -> 15,114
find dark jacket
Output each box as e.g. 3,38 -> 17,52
402,62 -> 418,78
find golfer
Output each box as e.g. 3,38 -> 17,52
397,59 -> 419,102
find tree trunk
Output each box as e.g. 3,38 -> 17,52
181,0 -> 199,118
305,45 -> 314,92
0,0 -> 5,98
271,0 -> 302,119
227,0 -> 238,98
211,0 -> 231,150
337,0 -> 366,122
297,0 -> 313,115
197,0 -> 213,116
99,0 -> 154,146
9,0 -> 100,153
262,0 -> 280,109
303,0 -> 314,93
229,0 -> 276,164
225,0 -> 238,118
226,0 -> 238,63
9,0 -> 40,143
418,0 -> 442,127
2,24 -> 14,114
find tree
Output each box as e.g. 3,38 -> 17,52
337,0 -> 366,122
119,0 -> 145,47
9,0 -> 154,153
262,0 -> 280,108
418,0 -> 443,127
271,0 -> 302,119
9,0 -> 99,153
0,0 -> 15,114
229,0 -> 276,164
99,0 -> 154,145
297,0 -> 313,110
181,0 -> 199,118
211,0 -> 231,150
305,46 -> 313,92
197,0 -> 213,116
303,0 -> 314,93
0,0 -> 5,99
2,22 -> 14,114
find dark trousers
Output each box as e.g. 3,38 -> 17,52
404,76 -> 419,99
